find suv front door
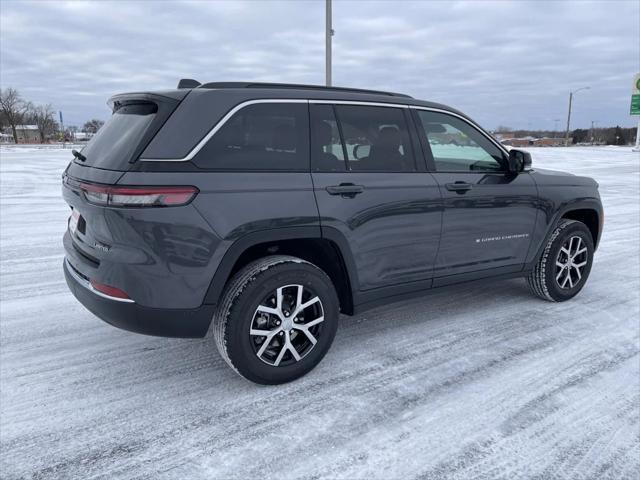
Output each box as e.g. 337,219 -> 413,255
310,102 -> 442,293
413,108 -> 538,280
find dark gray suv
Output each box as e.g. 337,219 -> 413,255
63,81 -> 603,384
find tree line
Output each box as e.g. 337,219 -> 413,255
0,87 -> 104,144
2,86 -> 636,146
494,125 -> 636,145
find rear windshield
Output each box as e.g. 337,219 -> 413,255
78,103 -> 157,170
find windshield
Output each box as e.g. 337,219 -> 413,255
79,102 -> 157,170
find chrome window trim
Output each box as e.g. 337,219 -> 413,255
64,258 -> 135,303
409,105 -> 509,157
140,99 -> 309,162
139,98 -> 507,162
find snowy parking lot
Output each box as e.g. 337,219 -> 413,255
1,146 -> 638,479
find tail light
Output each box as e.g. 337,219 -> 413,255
64,176 -> 198,207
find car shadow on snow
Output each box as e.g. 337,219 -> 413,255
121,276 -> 537,389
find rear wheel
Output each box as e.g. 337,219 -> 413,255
527,219 -> 594,302
213,256 -> 339,384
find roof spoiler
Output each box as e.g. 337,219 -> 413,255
177,78 -> 201,89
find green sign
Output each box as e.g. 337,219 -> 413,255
631,94 -> 640,116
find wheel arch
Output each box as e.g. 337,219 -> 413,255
527,200 -> 602,270
203,227 -> 358,315
561,208 -> 600,247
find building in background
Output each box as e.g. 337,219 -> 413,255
3,125 -> 41,143
500,136 -> 536,147
533,137 -> 567,147
500,136 -> 570,147
73,131 -> 94,142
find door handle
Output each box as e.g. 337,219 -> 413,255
445,182 -> 473,194
326,183 -> 365,198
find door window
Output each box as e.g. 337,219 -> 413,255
310,104 -> 347,172
334,105 -> 416,172
193,102 -> 309,171
415,110 -> 506,172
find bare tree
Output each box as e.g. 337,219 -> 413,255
0,88 -> 30,144
82,119 -> 105,134
0,109 -> 7,132
32,104 -> 57,143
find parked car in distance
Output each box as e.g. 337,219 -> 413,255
62,81 -> 603,384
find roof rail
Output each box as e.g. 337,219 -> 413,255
196,81 -> 412,98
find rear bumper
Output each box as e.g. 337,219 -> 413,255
64,259 -> 215,338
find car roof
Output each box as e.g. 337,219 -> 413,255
125,81 -> 464,117
185,82 -> 467,117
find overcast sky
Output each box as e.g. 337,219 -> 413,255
1,0 -> 638,130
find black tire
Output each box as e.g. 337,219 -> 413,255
213,255 -> 339,385
527,219 -> 594,302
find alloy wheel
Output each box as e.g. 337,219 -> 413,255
555,235 -> 588,289
249,284 -> 324,366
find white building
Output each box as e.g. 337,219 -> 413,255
10,125 -> 40,143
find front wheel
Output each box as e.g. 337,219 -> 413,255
213,256 -> 339,385
527,219 -> 594,302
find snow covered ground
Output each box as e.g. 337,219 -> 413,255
1,146 -> 638,479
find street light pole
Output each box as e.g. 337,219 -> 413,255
564,86 -> 590,147
564,92 -> 573,146
325,0 -> 332,87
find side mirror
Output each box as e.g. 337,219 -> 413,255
508,149 -> 532,173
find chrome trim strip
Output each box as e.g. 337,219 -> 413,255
409,106 -> 509,156
140,99 -> 309,162
64,258 -> 135,303
139,97 -> 507,162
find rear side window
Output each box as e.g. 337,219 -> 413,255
80,103 -> 157,171
334,105 -> 415,172
310,104 -> 347,172
193,103 -> 309,171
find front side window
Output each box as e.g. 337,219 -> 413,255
416,110 -> 506,172
193,102 -> 309,171
334,105 -> 416,172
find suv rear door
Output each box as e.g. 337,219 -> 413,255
310,102 -> 442,293
412,108 -> 538,281
63,93 -> 185,273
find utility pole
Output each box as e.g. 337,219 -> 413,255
325,0 -> 333,86
564,92 -> 573,146
564,86 -> 589,147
